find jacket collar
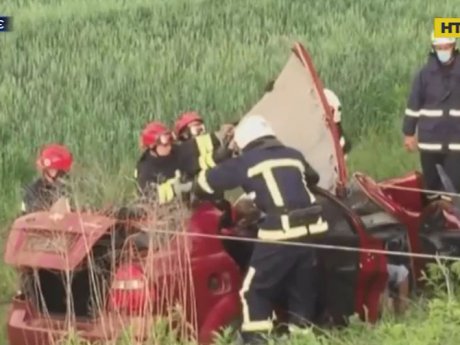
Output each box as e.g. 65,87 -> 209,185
242,136 -> 284,153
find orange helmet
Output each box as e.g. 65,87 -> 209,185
174,111 -> 204,138
140,121 -> 172,149
36,144 -> 73,172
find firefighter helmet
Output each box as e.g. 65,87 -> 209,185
233,114 -> 275,150
36,144 -> 73,172
140,121 -> 172,149
324,88 -> 342,123
174,111 -> 204,137
431,31 -> 456,46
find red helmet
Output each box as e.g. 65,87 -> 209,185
174,111 -> 203,137
140,121 -> 172,149
37,144 -> 73,172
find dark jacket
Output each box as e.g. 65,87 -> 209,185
196,136 -> 327,240
403,51 -> 460,152
178,132 -> 232,180
135,146 -> 182,203
21,176 -> 70,214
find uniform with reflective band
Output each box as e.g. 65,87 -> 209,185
135,146 -> 182,204
403,51 -> 460,201
21,177 -> 70,214
402,52 -> 460,151
178,132 -> 232,179
196,137 -> 324,339
197,137 -> 328,240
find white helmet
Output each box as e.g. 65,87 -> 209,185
324,88 -> 341,123
431,31 -> 456,46
234,114 -> 275,150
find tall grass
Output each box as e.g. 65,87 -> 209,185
1,0 -> 454,222
1,0 -> 460,344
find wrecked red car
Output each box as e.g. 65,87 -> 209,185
5,42 -> 405,345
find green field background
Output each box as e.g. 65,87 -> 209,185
1,0 -> 459,343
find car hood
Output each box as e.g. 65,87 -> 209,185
4,210 -> 116,270
241,42 -> 348,195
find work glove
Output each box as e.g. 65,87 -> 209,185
173,179 -> 193,194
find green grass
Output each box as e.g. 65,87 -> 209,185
0,0 -> 459,344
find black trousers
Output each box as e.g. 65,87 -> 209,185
240,241 -> 317,344
419,150 -> 460,202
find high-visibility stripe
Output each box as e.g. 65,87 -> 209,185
405,109 -> 420,117
418,143 -> 442,150
239,267 -> 273,333
258,218 -> 328,241
196,134 -> 216,170
420,109 -> 443,117
157,179 -> 175,204
441,195 -> 452,201
448,143 -> 460,150
449,110 -> 460,116
197,170 -> 214,194
405,109 -> 444,117
288,325 -> 312,335
247,159 -> 316,206
155,171 -> 183,204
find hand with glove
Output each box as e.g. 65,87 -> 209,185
172,174 -> 193,195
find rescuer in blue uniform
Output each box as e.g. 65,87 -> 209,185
402,33 -> 460,202
195,114 -> 328,344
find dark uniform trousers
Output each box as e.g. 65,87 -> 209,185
402,52 -> 460,203
420,151 -> 460,201
241,241 -> 317,343
196,137 -> 326,344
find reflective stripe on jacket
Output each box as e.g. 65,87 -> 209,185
403,52 -> 460,151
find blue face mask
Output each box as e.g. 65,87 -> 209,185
436,50 -> 453,64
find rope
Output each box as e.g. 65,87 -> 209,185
377,182 -> 460,198
131,180 -> 460,263
138,224 -> 460,263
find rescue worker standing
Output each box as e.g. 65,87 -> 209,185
174,111 -> 234,178
194,115 -> 328,344
21,144 -> 73,214
402,33 -> 460,202
135,121 -> 190,204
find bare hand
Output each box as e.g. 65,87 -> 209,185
219,123 -> 235,138
404,136 -> 417,152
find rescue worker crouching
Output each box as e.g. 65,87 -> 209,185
193,114 -> 328,344
402,33 -> 460,204
21,144 -> 74,214
135,121 -> 191,205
